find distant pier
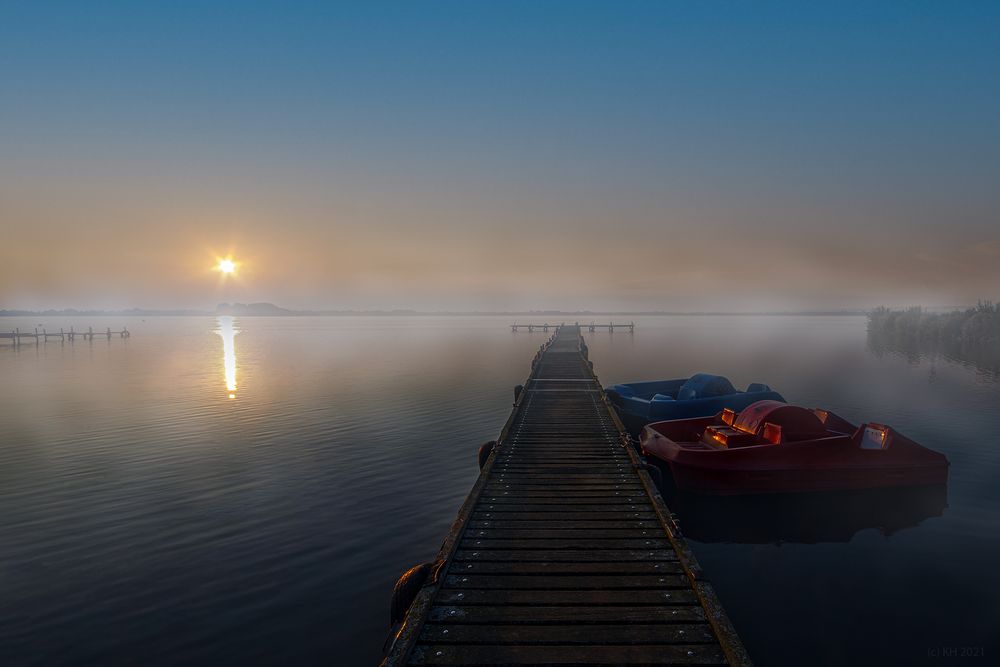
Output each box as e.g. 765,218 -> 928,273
512,321 -> 635,333
0,326 -> 131,346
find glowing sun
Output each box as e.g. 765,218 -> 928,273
215,257 -> 238,275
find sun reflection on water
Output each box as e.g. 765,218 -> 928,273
216,316 -> 238,398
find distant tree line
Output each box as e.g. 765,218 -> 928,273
868,302 -> 1000,346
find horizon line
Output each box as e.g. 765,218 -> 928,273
0,305 -> 949,318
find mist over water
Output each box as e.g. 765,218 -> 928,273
1,315 -> 997,665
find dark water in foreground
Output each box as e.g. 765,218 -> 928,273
1,315 -> 997,665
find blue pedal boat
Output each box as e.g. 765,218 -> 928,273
605,373 -> 785,436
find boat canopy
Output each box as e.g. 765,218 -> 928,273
676,374 -> 737,401
734,401 -> 828,440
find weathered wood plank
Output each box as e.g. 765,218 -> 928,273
476,492 -> 638,499
467,520 -> 656,529
477,497 -> 650,505
463,528 -> 664,538
470,505 -> 653,513
458,538 -> 671,550
442,574 -> 691,590
453,549 -> 678,563
442,561 -> 684,575
481,489 -> 644,496
471,511 -> 657,521
419,623 -> 716,644
488,476 -> 637,483
433,589 -> 699,606
427,605 -> 707,624
409,643 -> 728,665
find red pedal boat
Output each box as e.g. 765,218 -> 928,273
640,400 -> 949,495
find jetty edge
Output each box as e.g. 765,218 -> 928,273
1,326 -> 130,345
381,324 -> 749,666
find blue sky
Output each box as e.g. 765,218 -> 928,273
2,2 -> 999,310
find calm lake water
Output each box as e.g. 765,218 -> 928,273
1,315 -> 997,665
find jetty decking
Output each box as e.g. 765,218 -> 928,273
511,322 -> 635,333
384,325 -> 748,666
0,326 -> 130,345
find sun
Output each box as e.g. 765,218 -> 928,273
214,256 -> 239,275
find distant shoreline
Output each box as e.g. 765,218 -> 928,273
868,303 -> 1000,346
2,307 -> 871,317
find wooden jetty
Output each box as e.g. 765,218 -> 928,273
510,322 -> 557,332
0,326 -> 130,345
511,321 -> 635,333
383,325 -> 748,666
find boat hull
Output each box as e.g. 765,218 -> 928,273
662,458 -> 949,495
641,402 -> 950,495
607,375 -> 784,438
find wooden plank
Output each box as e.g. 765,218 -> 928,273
476,490 -> 639,498
492,460 -> 627,466
471,511 -> 657,521
442,574 -> 691,590
464,528 -> 665,538
488,475 -> 636,481
419,622 -> 716,644
481,488 -> 644,495
433,589 -> 699,606
478,497 -> 650,505
467,519 -> 659,529
427,605 -> 707,624
483,482 -> 633,488
468,505 -> 654,513
494,456 -> 628,461
458,538 -> 671,550
495,467 -> 632,474
452,549 -> 677,563
409,643 -> 728,665
443,561 -> 683,575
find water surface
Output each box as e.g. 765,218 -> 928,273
1,315 -> 997,665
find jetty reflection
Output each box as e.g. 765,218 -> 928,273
215,316 -> 238,398
660,481 -> 947,544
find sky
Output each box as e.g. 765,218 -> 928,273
2,1 -> 999,312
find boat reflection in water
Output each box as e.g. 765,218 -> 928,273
216,316 -> 239,399
659,478 -> 948,544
